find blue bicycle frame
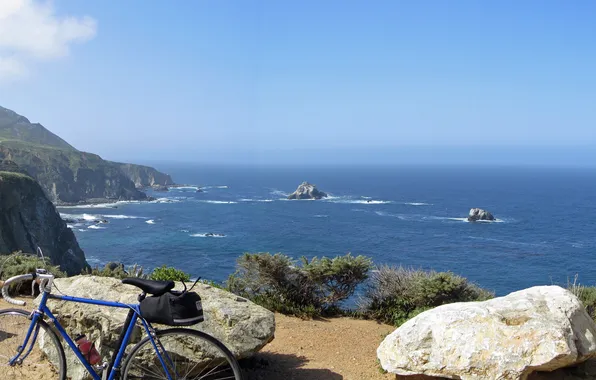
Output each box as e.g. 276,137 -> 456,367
10,291 -> 175,380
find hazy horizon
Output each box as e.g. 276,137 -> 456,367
0,1 -> 594,167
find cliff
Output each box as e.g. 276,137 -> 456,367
115,162 -> 174,188
0,141 -> 147,204
0,105 -> 172,204
0,171 -> 88,275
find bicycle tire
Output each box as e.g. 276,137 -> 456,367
0,308 -> 66,380
121,327 -> 243,380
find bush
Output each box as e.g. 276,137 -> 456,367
360,266 -> 493,326
0,252 -> 65,294
84,262 -> 146,279
227,252 -> 372,318
0,252 -> 65,280
150,265 -> 191,282
568,275 -> 596,321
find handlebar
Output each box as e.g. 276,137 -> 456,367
1,273 -> 34,306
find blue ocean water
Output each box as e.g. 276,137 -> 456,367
58,165 -> 596,296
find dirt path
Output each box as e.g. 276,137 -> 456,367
244,313 -> 396,380
1,298 -> 396,379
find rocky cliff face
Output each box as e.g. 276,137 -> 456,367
115,162 -> 174,188
0,105 -> 172,204
0,172 -> 88,275
0,142 -> 147,204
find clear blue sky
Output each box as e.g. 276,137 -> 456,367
0,1 -> 595,165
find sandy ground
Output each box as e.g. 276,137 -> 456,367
1,298 -> 396,379
243,313 -> 396,380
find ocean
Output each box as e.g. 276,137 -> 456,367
58,165 -> 596,296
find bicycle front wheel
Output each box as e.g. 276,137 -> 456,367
122,328 -> 243,380
0,308 -> 66,380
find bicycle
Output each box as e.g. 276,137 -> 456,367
0,268 -> 243,380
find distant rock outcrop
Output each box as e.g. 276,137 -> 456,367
378,286 -> 596,380
287,182 -> 328,200
116,163 -> 174,189
0,171 -> 88,275
37,276 -> 276,380
467,208 -> 495,222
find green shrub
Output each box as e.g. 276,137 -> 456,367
360,266 -> 493,326
567,275 -> 596,321
84,262 -> 146,279
0,252 -> 65,294
227,252 -> 372,318
0,252 -> 65,280
150,265 -> 191,282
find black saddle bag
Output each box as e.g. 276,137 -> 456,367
139,290 -> 204,326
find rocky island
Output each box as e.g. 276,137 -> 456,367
467,207 -> 495,222
287,182 -> 328,200
0,105 -> 173,205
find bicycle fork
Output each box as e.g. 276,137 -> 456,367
10,311 -> 44,366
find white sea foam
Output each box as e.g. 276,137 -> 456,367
151,198 -> 181,204
103,215 -> 145,219
67,224 -> 75,229
203,185 -> 229,189
329,199 -> 392,205
83,214 -> 98,221
88,225 -> 106,230
197,200 -> 238,204
190,233 -> 226,238
375,211 -> 406,219
173,186 -> 200,191
239,199 -> 274,203
78,229 -> 86,232
180,229 -> 189,233
404,202 -> 432,206
270,189 -> 289,197
314,214 -> 329,218
146,219 -> 156,225
428,216 -> 469,222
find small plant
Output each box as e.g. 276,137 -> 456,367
567,275 -> 596,321
360,265 -> 493,326
150,265 -> 191,282
0,252 -> 65,294
84,262 -> 147,279
227,252 -> 372,318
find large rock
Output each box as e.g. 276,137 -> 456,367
0,171 -> 88,275
378,286 -> 596,380
37,276 -> 275,380
467,207 -> 495,222
287,181 -> 327,200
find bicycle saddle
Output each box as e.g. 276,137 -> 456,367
122,278 -> 175,296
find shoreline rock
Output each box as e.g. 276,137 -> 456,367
287,182 -> 328,200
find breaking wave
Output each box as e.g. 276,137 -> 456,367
190,233 -> 226,238
146,219 -> 156,224
239,198 -> 274,203
404,202 -> 432,206
88,225 -> 106,230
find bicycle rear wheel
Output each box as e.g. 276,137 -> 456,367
0,308 -> 66,380
122,328 -> 243,380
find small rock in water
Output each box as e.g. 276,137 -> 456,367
287,181 -> 328,200
467,207 -> 495,222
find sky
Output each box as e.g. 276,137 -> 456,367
0,0 -> 595,166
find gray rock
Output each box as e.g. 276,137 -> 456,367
37,275 -> 275,380
378,286 -> 596,380
287,181 -> 327,200
467,207 -> 495,222
0,172 -> 88,275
